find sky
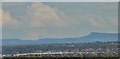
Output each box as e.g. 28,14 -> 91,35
1,0 -> 120,2
2,2 -> 118,40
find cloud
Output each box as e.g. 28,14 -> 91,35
27,3 -> 66,28
2,0 -> 119,2
2,9 -> 18,28
0,9 -> 2,28
2,2 -> 118,40
0,11 -> 1,36
85,15 -> 108,29
19,3 -> 66,40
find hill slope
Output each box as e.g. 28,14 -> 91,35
2,32 -> 118,46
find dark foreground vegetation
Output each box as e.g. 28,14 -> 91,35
2,57 -> 120,59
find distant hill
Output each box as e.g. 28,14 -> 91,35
2,32 -> 118,46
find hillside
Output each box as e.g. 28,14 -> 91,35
2,32 -> 118,46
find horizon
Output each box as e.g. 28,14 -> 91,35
2,32 -> 118,40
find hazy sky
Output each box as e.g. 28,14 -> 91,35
2,2 -> 118,40
1,0 -> 119,2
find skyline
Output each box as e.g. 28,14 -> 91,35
2,2 -> 118,40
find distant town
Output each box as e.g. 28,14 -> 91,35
2,41 -> 119,58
